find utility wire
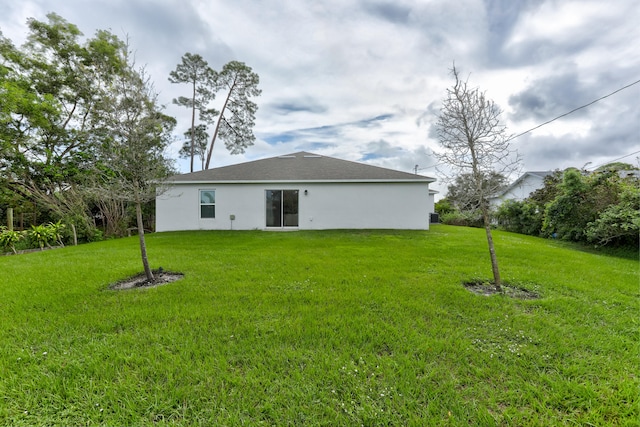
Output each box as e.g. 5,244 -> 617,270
505,79 -> 640,143
416,79 -> 640,174
588,150 -> 640,170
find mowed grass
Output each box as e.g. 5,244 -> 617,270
0,225 -> 637,426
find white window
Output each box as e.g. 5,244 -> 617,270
200,190 -> 215,218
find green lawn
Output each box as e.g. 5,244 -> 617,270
0,225 -> 637,426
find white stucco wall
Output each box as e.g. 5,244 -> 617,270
427,192 -> 436,215
489,174 -> 546,208
156,181 -> 431,231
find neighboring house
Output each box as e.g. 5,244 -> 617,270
428,189 -> 439,223
488,171 -> 554,208
156,151 -> 436,231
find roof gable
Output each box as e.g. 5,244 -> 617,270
167,152 -> 435,183
490,171 -> 553,199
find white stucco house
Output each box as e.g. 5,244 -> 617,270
488,171 -> 554,208
156,151 -> 436,231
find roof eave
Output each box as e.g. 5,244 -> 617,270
166,178 -> 435,185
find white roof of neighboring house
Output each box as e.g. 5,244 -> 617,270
166,151 -> 436,184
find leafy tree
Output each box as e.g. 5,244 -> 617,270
495,199 -> 543,236
585,182 -> 640,247
495,166 -> 639,249
168,53 -> 217,172
434,65 -> 519,290
434,197 -> 454,216
204,61 -> 261,169
527,171 -> 563,207
543,168 -> 637,245
178,124 -> 209,171
0,14 -> 126,237
594,162 -> 635,173
447,171 -> 508,212
92,51 -> 176,282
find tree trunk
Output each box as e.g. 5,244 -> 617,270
482,207 -> 501,291
71,223 -> 78,246
7,208 -> 13,231
204,77 -> 238,169
136,201 -> 154,282
190,80 -> 196,173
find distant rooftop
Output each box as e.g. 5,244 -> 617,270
167,151 -> 436,183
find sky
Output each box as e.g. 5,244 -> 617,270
1,0 -> 639,197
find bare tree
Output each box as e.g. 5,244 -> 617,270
434,65 -> 520,290
93,51 -> 176,282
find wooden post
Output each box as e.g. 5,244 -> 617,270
7,208 -> 13,231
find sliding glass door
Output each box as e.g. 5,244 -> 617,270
266,190 -> 298,227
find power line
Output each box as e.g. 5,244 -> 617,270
505,79 -> 640,143
416,79 -> 639,175
588,150 -> 640,170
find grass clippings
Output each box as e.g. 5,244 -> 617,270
463,279 -> 541,299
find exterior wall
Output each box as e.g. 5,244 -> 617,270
489,174 -> 545,208
156,181 -> 431,231
427,192 -> 436,215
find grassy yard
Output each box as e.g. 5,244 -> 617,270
0,225 -> 637,426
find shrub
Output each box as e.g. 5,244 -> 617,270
441,210 -> 483,227
28,224 -> 54,250
495,200 -> 543,236
586,184 -> 640,247
0,227 -> 25,254
47,221 -> 66,246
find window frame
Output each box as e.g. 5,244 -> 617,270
199,189 -> 216,219
265,189 -> 298,228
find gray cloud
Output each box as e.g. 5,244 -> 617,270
1,0 -> 638,193
361,140 -> 404,160
267,98 -> 328,115
509,71 -> 593,122
363,2 -> 412,24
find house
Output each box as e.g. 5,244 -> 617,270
488,171 -> 554,208
156,151 -> 436,231
428,189 -> 439,223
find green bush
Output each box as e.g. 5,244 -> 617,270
586,183 -> 640,247
47,221 -> 66,246
495,199 -> 543,236
441,210 -> 483,227
28,224 -> 55,250
0,227 -> 25,254
492,168 -> 637,250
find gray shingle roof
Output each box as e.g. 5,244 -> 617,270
167,152 -> 435,183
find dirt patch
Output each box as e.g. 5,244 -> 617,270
463,280 -> 540,299
110,270 -> 183,290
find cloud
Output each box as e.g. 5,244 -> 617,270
1,0 -> 638,198
508,71 -> 593,122
363,2 -> 412,24
361,140 -> 405,160
267,98 -> 328,115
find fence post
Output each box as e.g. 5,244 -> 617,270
7,208 -> 13,231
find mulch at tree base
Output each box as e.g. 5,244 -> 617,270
110,270 -> 183,290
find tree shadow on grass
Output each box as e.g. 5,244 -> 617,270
463,279 -> 541,299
